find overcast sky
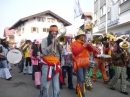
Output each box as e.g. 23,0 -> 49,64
0,0 -> 94,37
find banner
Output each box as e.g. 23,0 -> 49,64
74,0 -> 83,18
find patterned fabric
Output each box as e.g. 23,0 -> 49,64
108,66 -> 127,92
85,68 -> 92,87
61,45 -> 73,67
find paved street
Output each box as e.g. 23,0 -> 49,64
0,65 -> 130,97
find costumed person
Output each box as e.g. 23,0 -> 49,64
101,33 -> 109,48
85,52 -> 97,90
1,37 -> 11,70
18,39 -> 26,73
30,39 -> 41,89
23,40 -> 32,75
39,25 -> 63,97
0,38 -> 12,80
60,36 -> 75,90
92,40 -> 109,84
108,41 -> 115,80
126,39 -> 130,82
108,39 -> 129,95
71,30 -> 99,97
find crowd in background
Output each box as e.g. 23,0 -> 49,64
0,25 -> 130,97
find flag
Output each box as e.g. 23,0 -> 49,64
74,0 -> 83,18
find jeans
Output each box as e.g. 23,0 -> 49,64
76,67 -> 87,97
0,60 -> 8,68
41,64 -> 60,97
62,66 -> 73,88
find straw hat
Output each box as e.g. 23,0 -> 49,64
75,30 -> 86,37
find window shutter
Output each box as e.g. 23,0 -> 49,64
31,27 -> 33,33
37,28 -> 39,33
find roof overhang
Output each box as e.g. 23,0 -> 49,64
9,10 -> 72,30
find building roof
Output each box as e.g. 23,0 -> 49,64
4,27 -> 14,37
9,10 -> 72,30
81,12 -> 93,19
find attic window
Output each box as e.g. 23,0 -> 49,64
37,18 -> 41,21
37,17 -> 46,22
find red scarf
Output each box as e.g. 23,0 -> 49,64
39,58 -> 63,83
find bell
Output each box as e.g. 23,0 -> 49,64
119,41 -> 130,49
57,23 -> 67,45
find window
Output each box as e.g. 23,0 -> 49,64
43,28 -> 46,32
37,17 -> 46,22
51,19 -> 55,23
47,28 -> 49,32
43,28 -> 50,32
47,18 -> 55,23
33,27 -> 36,31
100,5 -> 106,17
94,12 -> 98,20
47,18 -> 51,23
42,17 -> 46,22
37,17 -> 41,21
31,27 -> 39,33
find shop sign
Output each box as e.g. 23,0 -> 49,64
98,17 -> 119,30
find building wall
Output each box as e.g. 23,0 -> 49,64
14,15 -> 63,47
93,0 -> 130,36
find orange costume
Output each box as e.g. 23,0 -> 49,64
92,44 -> 109,83
71,39 -> 98,97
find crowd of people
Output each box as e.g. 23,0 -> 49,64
0,25 -> 130,97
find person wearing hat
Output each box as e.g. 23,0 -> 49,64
30,39 -> 41,89
40,25 -> 63,97
60,36 -> 75,90
108,39 -> 129,95
22,40 -> 32,75
71,29 -> 99,97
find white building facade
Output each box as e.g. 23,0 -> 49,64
9,10 -> 71,47
93,0 -> 130,36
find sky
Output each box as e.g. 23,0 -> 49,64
0,0 -> 94,37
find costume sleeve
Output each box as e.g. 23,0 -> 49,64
71,44 -> 85,56
104,47 -> 110,53
86,44 -> 99,54
112,52 -> 123,59
30,50 -> 37,60
41,38 -> 52,56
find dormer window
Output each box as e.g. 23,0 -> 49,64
37,17 -> 41,21
42,17 -> 46,22
37,17 -> 46,22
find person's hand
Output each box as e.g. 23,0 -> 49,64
40,54 -> 43,57
37,56 -> 40,59
52,37 -> 57,43
0,53 -> 4,56
83,41 -> 89,47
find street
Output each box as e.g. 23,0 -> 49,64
0,65 -> 130,97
